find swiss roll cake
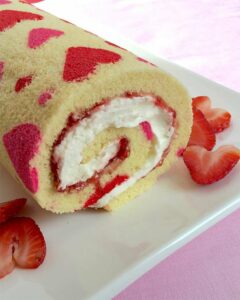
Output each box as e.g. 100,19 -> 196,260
0,0 -> 192,213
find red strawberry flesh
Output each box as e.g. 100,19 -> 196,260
188,108 -> 216,150
192,96 -> 211,112
183,145 -> 240,184
0,198 -> 27,224
192,96 -> 231,133
205,109 -> 231,133
0,226 -> 15,279
0,217 -> 46,279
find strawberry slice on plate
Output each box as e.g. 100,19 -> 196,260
192,96 -> 210,111
0,198 -> 27,224
188,108 -> 216,150
192,96 -> 231,133
183,145 -> 240,184
0,217 -> 46,279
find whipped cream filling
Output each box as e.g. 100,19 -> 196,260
53,96 -> 174,207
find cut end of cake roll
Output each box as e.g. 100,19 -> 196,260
34,70 -> 192,213
0,1 -> 193,213
51,93 -> 176,209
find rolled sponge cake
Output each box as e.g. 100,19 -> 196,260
0,0 -> 192,213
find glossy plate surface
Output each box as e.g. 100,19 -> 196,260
1,1 -> 240,299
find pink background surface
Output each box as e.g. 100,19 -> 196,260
73,1 -> 240,299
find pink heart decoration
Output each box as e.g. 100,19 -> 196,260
0,10 -> 43,32
0,0 -> 11,5
38,89 -> 54,106
63,47 -> 121,82
3,124 -> 41,193
28,28 -> 64,49
15,75 -> 32,92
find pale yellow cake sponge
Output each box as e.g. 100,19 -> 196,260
0,0 -> 192,213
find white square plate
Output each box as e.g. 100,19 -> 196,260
1,1 -> 240,299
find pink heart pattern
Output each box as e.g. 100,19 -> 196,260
0,0 -> 11,5
38,89 -> 54,106
0,10 -> 43,32
63,47 -> 121,82
15,75 -> 33,92
28,28 -> 64,49
0,2 -> 157,200
3,124 -> 41,193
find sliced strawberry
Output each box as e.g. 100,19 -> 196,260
192,96 -> 231,133
192,96 -> 211,111
206,109 -> 231,133
0,217 -> 46,279
13,218 -> 46,269
183,145 -> 240,184
188,108 -> 216,150
0,225 -> 15,279
0,198 -> 27,224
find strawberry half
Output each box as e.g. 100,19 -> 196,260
188,108 -> 216,150
0,217 -> 46,279
192,96 -> 231,133
183,145 -> 240,184
0,198 -> 27,224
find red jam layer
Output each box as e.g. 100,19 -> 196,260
84,175 -> 129,208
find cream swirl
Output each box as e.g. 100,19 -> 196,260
53,95 -> 174,207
